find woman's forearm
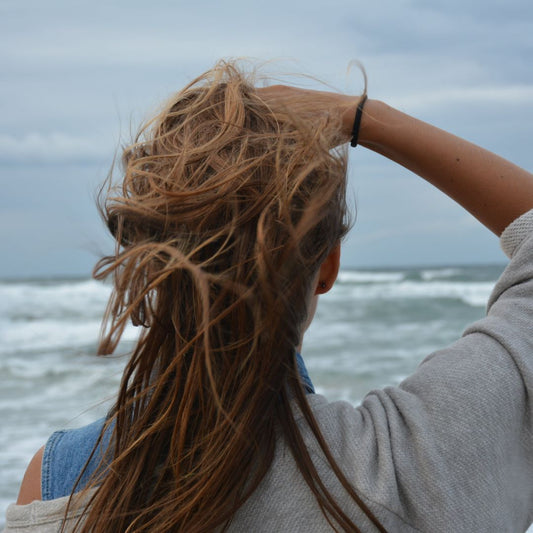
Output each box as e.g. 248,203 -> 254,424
355,99 -> 533,235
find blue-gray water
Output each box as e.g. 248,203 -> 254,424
0,264 -> 506,527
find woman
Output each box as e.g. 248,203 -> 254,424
6,60 -> 533,532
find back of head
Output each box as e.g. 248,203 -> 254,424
82,60 -> 351,532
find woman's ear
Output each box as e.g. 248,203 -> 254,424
315,244 -> 341,295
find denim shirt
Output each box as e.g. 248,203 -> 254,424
41,352 -> 315,500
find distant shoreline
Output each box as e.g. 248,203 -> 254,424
0,262 -> 507,284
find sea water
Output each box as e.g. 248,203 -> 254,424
0,264 -> 507,527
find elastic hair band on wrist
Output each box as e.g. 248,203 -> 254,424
350,94 -> 367,148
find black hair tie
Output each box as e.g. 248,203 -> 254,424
350,95 -> 368,148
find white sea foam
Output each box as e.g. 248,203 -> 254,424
0,319 -> 101,354
0,279 -> 142,357
0,318 -> 139,356
337,270 -> 405,283
0,279 -> 111,320
329,279 -> 493,307
420,268 -> 461,280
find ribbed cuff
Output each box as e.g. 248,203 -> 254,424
500,209 -> 533,259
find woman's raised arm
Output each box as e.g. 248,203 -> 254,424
258,85 -> 533,235
358,99 -> 533,236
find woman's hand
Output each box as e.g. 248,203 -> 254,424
257,85 -> 361,143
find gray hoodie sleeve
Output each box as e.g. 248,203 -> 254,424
360,209 -> 533,532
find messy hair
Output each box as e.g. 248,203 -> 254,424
67,60 -> 384,532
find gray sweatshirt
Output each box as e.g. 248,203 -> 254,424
5,210 -> 533,532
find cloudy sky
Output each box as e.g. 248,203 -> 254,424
1,0 -> 532,278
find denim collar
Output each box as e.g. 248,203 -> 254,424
295,352 -> 315,394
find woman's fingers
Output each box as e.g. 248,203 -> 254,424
256,85 -> 359,140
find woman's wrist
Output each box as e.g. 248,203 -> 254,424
340,96 -> 364,141
355,99 -> 389,147
341,98 -> 387,147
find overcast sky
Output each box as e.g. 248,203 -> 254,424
1,0 -> 532,278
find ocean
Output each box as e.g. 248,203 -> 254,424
0,264 -> 508,528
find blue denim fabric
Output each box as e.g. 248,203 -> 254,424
41,353 -> 315,500
41,417 -> 111,500
296,352 -> 315,394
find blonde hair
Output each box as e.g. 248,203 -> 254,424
68,60 -> 385,532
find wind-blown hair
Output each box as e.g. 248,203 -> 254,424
70,61 -> 384,532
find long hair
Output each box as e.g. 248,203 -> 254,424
69,61 -> 385,532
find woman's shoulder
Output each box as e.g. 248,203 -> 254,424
15,417 -> 109,508
15,446 -> 44,505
